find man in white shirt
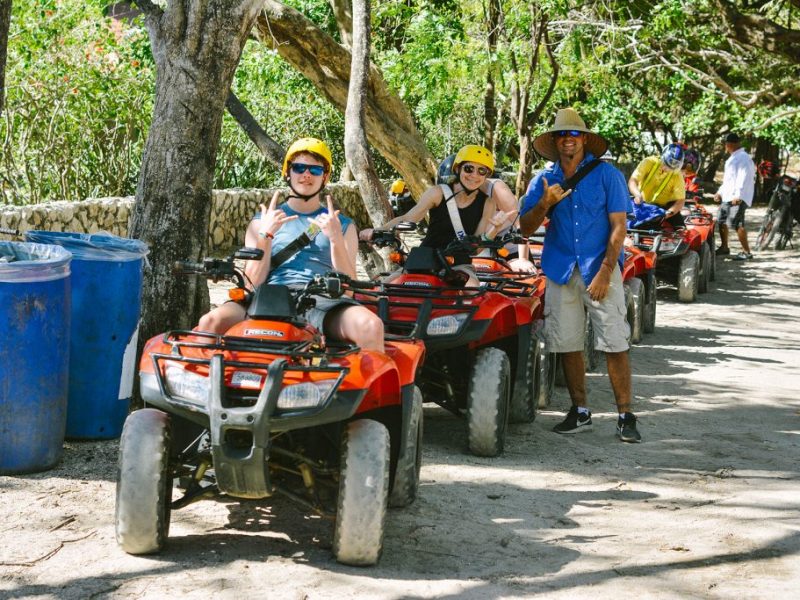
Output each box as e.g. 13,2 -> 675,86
714,132 -> 755,260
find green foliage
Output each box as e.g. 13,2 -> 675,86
2,0 -> 797,205
1,0 -> 154,204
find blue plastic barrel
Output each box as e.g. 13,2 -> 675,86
24,231 -> 149,439
0,242 -> 72,474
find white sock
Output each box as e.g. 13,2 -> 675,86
576,406 -> 589,415
619,413 -> 627,421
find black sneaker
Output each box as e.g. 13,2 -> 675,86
553,407 -> 593,434
716,246 -> 730,255
617,413 -> 642,443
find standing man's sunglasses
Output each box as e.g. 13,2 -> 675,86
290,163 -> 326,176
461,165 -> 490,176
553,130 -> 583,138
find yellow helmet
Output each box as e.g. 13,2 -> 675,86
390,179 -> 406,194
453,145 -> 494,173
282,137 -> 333,176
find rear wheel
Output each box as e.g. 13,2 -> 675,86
389,387 -> 423,508
677,250 -> 699,303
537,343 -> 557,409
333,419 -> 390,566
775,225 -> 791,250
708,238 -> 717,282
583,314 -> 601,372
115,409 -> 172,555
467,347 -> 511,457
698,243 -> 711,294
642,271 -> 657,334
626,278 -> 645,344
509,337 -> 540,424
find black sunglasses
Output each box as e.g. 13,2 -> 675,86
290,163 -> 326,176
553,130 -> 583,138
461,164 -> 490,176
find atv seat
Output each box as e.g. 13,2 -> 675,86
248,285 -> 297,319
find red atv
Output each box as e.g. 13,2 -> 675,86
681,193 -> 717,286
470,233 -> 557,411
116,249 -> 425,566
628,205 -> 712,303
621,238 -> 659,344
357,227 -> 542,457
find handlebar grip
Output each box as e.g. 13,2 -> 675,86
0,227 -> 20,236
346,278 -> 376,290
173,260 -> 204,274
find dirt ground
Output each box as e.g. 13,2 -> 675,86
2,206 -> 799,599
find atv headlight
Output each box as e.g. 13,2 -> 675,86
277,380 -> 336,410
164,365 -> 208,405
426,312 -> 469,336
659,239 -> 678,253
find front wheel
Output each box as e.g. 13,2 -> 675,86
755,210 -> 781,250
467,347 -> 511,457
115,409 -> 172,555
642,271 -> 657,334
333,419 -> 390,566
677,250 -> 700,303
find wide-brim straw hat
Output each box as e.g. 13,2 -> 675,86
533,107 -> 608,162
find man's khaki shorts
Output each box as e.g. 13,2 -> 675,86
544,265 -> 630,354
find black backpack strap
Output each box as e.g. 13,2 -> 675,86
270,223 -> 321,269
562,158 -> 602,193
546,158 -> 603,216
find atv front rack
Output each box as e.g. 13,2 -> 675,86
141,331 -> 368,499
354,282 -> 487,347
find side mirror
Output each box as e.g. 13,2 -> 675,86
234,247 -> 265,261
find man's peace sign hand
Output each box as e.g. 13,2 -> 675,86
311,195 -> 344,242
257,191 -> 297,239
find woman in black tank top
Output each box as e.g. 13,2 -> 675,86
421,188 -> 488,248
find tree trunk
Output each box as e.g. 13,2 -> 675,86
129,0 -> 263,347
0,0 -> 11,115
256,1 -> 437,205
327,0 -> 353,49
482,0 -> 501,152
345,0 -> 392,275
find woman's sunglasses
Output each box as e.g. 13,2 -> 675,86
461,164 -> 490,176
553,130 -> 583,138
290,163 -> 326,176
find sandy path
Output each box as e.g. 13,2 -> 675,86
2,207 -> 799,599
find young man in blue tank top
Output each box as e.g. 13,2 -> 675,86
198,138 -> 385,352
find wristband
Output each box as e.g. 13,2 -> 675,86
601,262 -> 613,271
258,231 -> 274,240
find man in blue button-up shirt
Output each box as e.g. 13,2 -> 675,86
519,107 -> 640,443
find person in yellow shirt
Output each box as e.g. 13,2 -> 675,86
628,143 -> 687,228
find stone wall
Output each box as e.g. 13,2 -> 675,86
0,182 -> 372,255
